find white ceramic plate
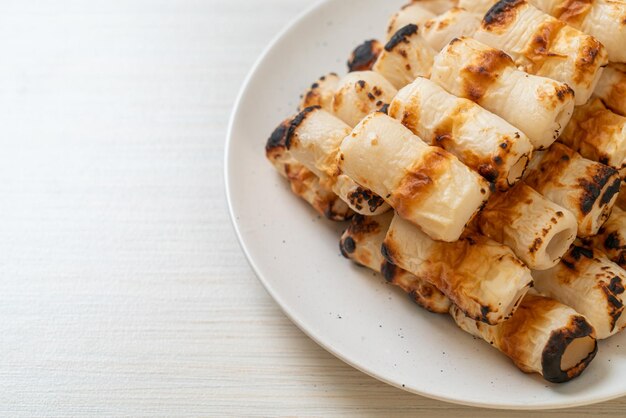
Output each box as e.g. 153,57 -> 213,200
225,0 -> 626,409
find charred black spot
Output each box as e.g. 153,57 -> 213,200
381,242 -> 394,263
341,236 -> 356,256
529,237 -> 543,254
381,260 -> 397,283
579,166 -> 618,214
500,142 -> 508,149
601,178 -> 621,206
609,276 -> 625,295
604,232 -> 623,250
385,24 -> 418,51
480,305 -> 491,323
356,80 -> 366,89
478,164 -> 499,183
311,82 -> 319,89
367,92 -> 376,101
493,156 -> 503,165
285,106 -> 321,149
542,316 -> 597,383
570,245 -> 594,260
483,0 -> 524,26
266,120 -> 289,152
561,259 -> 576,270
378,103 -> 390,114
349,188 -> 386,213
348,39 -> 382,72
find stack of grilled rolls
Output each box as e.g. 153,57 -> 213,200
265,0 -> 626,383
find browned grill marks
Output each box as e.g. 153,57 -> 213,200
553,0 -> 593,27
483,0 -> 524,29
285,106 -> 321,149
461,49 -> 512,102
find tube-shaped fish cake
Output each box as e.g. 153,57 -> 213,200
265,120 -> 353,221
533,244 -> 626,339
299,73 -> 340,113
389,77 -> 532,190
595,64 -> 626,117
333,71 -> 398,127
285,107 -> 390,216
347,40 -> 384,72
529,0 -> 626,63
474,0 -> 608,105
587,206 -> 626,269
477,183 -> 577,270
373,25 -> 436,89
339,212 -> 451,313
383,213 -> 533,324
559,98 -> 626,173
339,112 -> 490,242
451,292 -> 598,383
421,7 -> 482,51
524,143 -> 621,237
387,2 -> 437,40
430,37 -> 575,149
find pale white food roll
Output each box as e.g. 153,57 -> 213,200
339,112 -> 491,242
529,0 -> 626,63
559,97 -> 626,173
595,64 -> 626,117
265,120 -> 353,221
387,2 -> 437,40
421,7 -> 482,51
339,212 -> 452,313
389,77 -> 532,191
333,71 -> 398,127
299,73 -> 340,113
383,213 -> 533,324
430,37 -> 575,149
533,244 -> 626,339
474,0 -> 608,105
476,183 -> 577,270
285,107 -> 390,216
451,292 -> 598,383
524,143 -> 621,237
373,24 -> 436,89
587,206 -> 626,269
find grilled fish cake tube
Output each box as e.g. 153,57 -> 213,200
421,7 -> 482,51
451,292 -> 598,383
373,25 -> 436,89
559,98 -> 626,173
389,77 -> 532,191
529,0 -> 626,63
285,107 -> 390,216
383,213 -> 533,324
533,244 -> 626,339
265,121 -> 353,221
339,112 -> 490,242
477,183 -> 577,269
333,71 -> 398,127
339,212 -> 451,313
524,143 -> 621,237
587,206 -> 626,269
387,2 -> 437,40
299,73 -> 340,113
595,64 -> 626,117
430,37 -> 575,149
474,0 -> 608,105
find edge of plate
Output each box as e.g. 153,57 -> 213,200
223,0 -> 625,410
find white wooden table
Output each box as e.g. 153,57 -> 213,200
1,1 -> 624,416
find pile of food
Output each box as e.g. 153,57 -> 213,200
265,0 -> 626,383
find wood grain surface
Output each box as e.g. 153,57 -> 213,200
0,0 -> 624,416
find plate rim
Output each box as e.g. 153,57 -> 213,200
223,0 -> 626,410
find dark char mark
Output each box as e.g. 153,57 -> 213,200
348,40 -> 382,72
484,0 -> 523,26
385,24 -> 418,52
541,316 -> 597,383
285,106 -> 321,149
